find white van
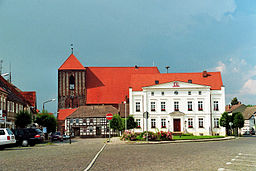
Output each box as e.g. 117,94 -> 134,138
0,128 -> 16,148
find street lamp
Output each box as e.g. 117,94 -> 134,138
42,98 -> 56,111
124,101 -> 127,131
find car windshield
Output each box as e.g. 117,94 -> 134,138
6,128 -> 14,135
36,129 -> 42,133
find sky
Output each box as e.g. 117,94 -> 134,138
0,0 -> 256,113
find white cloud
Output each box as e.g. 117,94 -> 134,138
215,61 -> 226,73
240,79 -> 256,95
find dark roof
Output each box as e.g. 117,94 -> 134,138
0,76 -> 28,105
240,106 -> 256,120
67,105 -> 119,118
232,104 -> 247,114
226,104 -> 244,112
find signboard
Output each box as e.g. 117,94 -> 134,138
106,113 -> 113,121
173,82 -> 180,87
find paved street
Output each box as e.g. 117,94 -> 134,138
1,137 -> 256,171
0,138 -> 106,171
92,137 -> 256,171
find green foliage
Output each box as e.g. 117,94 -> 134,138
233,112 -> 244,128
35,111 -> 57,133
231,97 -> 239,106
15,110 -> 32,128
220,112 -> 231,127
121,131 -> 172,141
110,114 -> 124,131
126,115 -> 137,129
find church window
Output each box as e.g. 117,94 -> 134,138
69,75 -> 75,90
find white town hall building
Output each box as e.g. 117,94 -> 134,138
129,71 -> 226,136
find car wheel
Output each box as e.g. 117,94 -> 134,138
30,142 -> 35,146
22,140 -> 29,147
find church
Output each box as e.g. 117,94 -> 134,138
57,53 -> 159,137
57,53 -> 225,137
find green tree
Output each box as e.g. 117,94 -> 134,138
126,115 -> 137,130
15,110 -> 32,128
220,112 -> 231,136
233,112 -> 244,136
231,97 -> 239,106
110,114 -> 124,131
35,110 -> 57,133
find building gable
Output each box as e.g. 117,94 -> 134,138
142,81 -> 210,90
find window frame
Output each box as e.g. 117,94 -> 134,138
174,101 -> 179,111
161,119 -> 166,128
135,102 -> 141,112
151,102 -> 156,111
188,118 -> 193,128
198,101 -> 203,111
151,119 -> 156,128
188,101 -> 192,111
198,118 -> 204,128
161,102 -> 166,111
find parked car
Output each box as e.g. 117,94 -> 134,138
62,134 -> 70,140
13,128 -> 45,147
0,128 -> 16,149
49,132 -> 63,141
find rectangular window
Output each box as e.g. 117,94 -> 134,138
151,102 -> 156,111
188,91 -> 191,95
199,91 -> 202,95
198,101 -> 203,111
136,102 -> 140,112
136,119 -> 141,128
188,101 -> 192,111
188,118 -> 193,128
161,92 -> 164,96
161,102 -> 166,111
199,118 -> 204,128
161,119 -> 166,128
174,101 -> 179,111
214,118 -> 219,128
151,92 -> 154,96
214,101 -> 219,111
151,119 -> 156,128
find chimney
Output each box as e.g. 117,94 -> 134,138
203,71 -> 208,77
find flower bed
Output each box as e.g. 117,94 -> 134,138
120,130 -> 172,141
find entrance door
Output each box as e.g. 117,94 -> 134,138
96,127 -> 101,136
173,119 -> 181,132
74,128 -> 80,136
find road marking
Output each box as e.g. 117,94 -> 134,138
217,168 -> 236,171
226,162 -> 232,165
84,143 -> 107,171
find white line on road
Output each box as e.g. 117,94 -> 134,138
84,143 -> 107,171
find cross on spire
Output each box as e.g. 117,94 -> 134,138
71,44 -> 74,54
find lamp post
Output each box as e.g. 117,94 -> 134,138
124,101 -> 127,131
42,98 -> 56,111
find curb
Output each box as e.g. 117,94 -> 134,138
120,137 -> 236,145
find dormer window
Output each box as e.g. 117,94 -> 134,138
188,80 -> 192,83
69,75 -> 75,90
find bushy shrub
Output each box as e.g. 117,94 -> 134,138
121,130 -> 172,141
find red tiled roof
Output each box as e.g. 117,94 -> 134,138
0,87 -> 7,93
58,108 -> 78,120
21,91 -> 36,108
58,54 -> 85,70
86,67 -> 160,104
130,72 -> 223,91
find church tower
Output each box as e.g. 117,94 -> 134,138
58,53 -> 86,109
